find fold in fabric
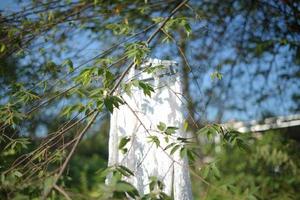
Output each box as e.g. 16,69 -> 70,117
107,59 -> 193,200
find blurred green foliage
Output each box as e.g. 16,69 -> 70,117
1,0 -> 300,199
193,130 -> 300,200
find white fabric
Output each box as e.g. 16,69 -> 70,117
107,59 -> 193,200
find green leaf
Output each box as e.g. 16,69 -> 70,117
152,17 -> 164,24
103,69 -> 114,88
236,138 -> 251,152
126,187 -> 140,199
63,59 -> 74,73
61,103 -> 86,118
0,44 -> 6,53
117,166 -> 134,177
183,121 -> 189,131
201,165 -> 210,179
147,136 -> 160,147
145,64 -> 166,74
96,166 -> 114,178
13,85 -> 40,103
104,97 -> 114,113
111,96 -> 124,109
125,42 -> 150,66
5,137 -> 30,153
197,125 -> 218,141
74,66 -> 102,86
170,145 -> 181,155
122,82 -> 132,96
165,126 -> 178,135
187,149 -> 196,161
164,136 -> 169,143
210,71 -> 223,80
104,96 -> 123,113
211,164 -> 221,179
118,137 -> 130,150
157,122 -> 166,131
180,147 -> 187,158
106,23 -> 132,35
115,181 -> 135,192
164,142 -> 176,151
43,176 -> 55,195
185,23 -> 192,37
137,81 -> 154,97
89,88 -> 104,98
45,61 -> 58,73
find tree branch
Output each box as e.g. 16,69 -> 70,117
41,1 -> 189,198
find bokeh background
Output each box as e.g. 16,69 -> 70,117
0,0 -> 300,199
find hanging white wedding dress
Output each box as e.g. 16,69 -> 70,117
107,59 -> 193,200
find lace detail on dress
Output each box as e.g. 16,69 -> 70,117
107,59 -> 193,200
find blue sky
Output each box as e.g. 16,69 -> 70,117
1,1 -> 299,124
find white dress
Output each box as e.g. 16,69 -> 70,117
107,59 -> 193,200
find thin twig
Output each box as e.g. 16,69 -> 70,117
53,184 -> 72,200
41,1 -> 189,198
42,112 -> 99,199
